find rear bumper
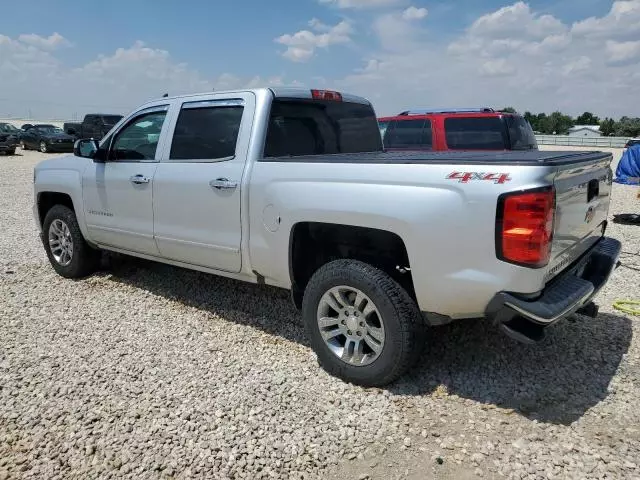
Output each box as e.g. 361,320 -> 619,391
486,236 -> 621,343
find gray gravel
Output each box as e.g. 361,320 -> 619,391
1,148 -> 639,480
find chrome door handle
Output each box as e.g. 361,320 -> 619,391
209,178 -> 238,190
130,174 -> 150,184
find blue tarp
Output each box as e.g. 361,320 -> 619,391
615,144 -> 640,185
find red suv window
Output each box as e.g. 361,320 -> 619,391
384,119 -> 432,150
444,117 -> 506,150
379,111 -> 537,152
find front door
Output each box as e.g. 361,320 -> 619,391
153,94 -> 254,273
82,105 -> 170,255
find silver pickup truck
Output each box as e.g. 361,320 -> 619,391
33,88 -> 621,386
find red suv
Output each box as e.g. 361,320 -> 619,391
378,108 -> 538,152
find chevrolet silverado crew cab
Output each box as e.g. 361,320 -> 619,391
378,108 -> 538,152
33,88 -> 621,387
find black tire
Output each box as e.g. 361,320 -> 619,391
20,140 -> 28,150
7,148 -> 16,155
42,205 -> 100,278
40,141 -> 48,153
302,259 -> 426,387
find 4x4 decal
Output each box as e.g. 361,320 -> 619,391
446,172 -> 512,184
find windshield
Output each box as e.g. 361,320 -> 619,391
39,127 -> 64,134
0,124 -> 15,132
264,99 -> 382,157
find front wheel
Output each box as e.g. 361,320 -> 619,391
302,259 -> 426,387
42,205 -> 100,278
20,140 -> 27,150
40,141 -> 48,153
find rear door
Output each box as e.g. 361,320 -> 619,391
152,93 -> 255,273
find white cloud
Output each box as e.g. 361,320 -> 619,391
319,0 -> 405,9
339,1 -> 640,118
468,2 -> 566,39
373,6 -> 428,51
0,36 -> 297,119
572,0 -> 640,39
605,39 -> 640,65
17,32 -> 70,50
478,58 -> 516,77
562,56 -> 591,76
401,6 -> 428,20
276,20 -> 353,62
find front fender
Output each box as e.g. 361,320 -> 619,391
34,168 -> 90,241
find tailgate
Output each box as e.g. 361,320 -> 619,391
546,153 -> 613,280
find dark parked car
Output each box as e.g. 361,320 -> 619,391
0,123 -> 21,155
64,113 -> 123,141
20,124 -> 75,153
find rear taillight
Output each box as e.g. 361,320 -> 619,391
496,187 -> 555,268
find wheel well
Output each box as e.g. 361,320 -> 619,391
289,222 -> 415,309
37,192 -> 74,227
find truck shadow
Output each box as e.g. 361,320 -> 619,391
391,313 -> 633,425
103,255 -> 632,426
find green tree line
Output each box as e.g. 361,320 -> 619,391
500,107 -> 640,137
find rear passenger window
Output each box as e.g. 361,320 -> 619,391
383,119 -> 432,149
170,101 -> 244,161
445,117 -> 508,150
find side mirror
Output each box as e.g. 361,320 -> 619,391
74,138 -> 103,161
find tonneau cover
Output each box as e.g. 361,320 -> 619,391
261,150 -> 612,166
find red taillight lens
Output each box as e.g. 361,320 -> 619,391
497,187 -> 555,267
311,89 -> 343,101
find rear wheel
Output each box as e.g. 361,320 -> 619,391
8,148 -> 15,155
302,259 -> 426,387
42,205 -> 99,278
20,140 -> 27,150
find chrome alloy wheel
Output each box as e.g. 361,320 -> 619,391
317,286 -> 385,366
48,219 -> 73,266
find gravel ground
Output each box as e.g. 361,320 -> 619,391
1,148 -> 639,480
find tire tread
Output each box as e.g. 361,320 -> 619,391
303,259 -> 426,387
43,205 -> 99,278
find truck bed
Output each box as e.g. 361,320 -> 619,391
260,150 -> 611,166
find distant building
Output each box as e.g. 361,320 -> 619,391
568,125 -> 602,137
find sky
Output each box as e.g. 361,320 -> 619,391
0,0 -> 639,120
